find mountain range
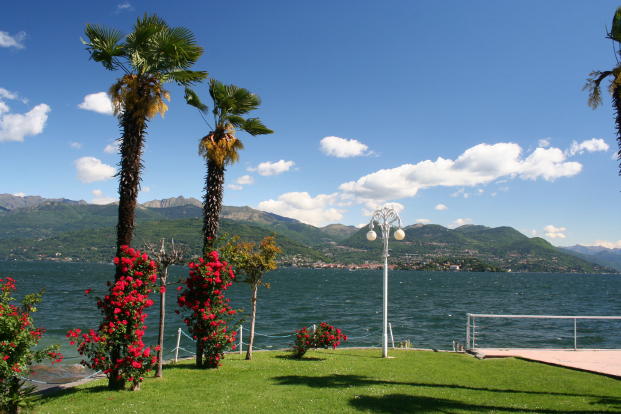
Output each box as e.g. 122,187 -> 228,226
0,194 -> 615,273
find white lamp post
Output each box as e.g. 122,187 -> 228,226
366,205 -> 405,358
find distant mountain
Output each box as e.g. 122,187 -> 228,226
0,194 -> 87,210
561,245 -> 621,272
142,196 -> 202,209
320,224 -> 358,241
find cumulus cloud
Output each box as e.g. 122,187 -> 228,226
75,157 -> 116,183
544,224 -> 567,239
257,192 -> 344,226
0,31 -> 25,49
0,88 -> 17,100
12,192 -> 25,197
320,136 -> 371,158
228,184 -> 243,191
0,103 -> 51,142
339,142 -> 582,203
449,218 -> 472,228
592,240 -> 621,249
538,138 -> 551,148
434,204 -> 448,211
70,141 -> 82,149
78,92 -> 114,115
416,218 -> 431,224
236,175 -> 254,185
566,138 -> 609,157
91,189 -> 116,205
104,141 -> 120,154
248,160 -> 295,176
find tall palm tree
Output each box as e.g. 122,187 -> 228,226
187,79 -> 273,255
585,6 -> 621,173
82,14 -> 206,390
83,14 -> 207,260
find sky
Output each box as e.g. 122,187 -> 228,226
2,1 -> 621,248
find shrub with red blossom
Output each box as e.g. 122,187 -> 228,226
68,246 -> 159,391
292,322 -> 347,359
177,251 -> 238,368
0,277 -> 62,414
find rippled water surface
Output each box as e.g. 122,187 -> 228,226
1,261 -> 620,382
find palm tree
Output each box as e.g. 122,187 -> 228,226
187,79 -> 273,255
82,14 -> 206,390
83,14 -> 207,260
585,6 -> 621,173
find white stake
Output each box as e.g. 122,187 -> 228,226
174,328 -> 181,363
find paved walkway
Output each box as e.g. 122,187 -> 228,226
472,348 -> 621,378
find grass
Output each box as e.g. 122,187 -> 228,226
34,349 -> 621,413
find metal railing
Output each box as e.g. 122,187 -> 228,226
465,313 -> 621,351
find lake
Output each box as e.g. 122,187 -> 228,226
1,261 -> 620,382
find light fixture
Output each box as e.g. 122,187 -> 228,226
366,230 -> 377,241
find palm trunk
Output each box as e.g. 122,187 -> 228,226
110,97 -> 147,391
614,87 -> 621,175
246,283 -> 259,360
203,159 -> 225,254
155,266 -> 168,378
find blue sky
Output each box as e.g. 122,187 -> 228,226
1,1 -> 621,247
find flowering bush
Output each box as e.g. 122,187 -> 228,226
0,277 -> 62,414
68,246 -> 159,390
177,251 -> 237,368
292,322 -> 347,359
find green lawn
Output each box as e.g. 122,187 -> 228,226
34,349 -> 621,413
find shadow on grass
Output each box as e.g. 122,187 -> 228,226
272,374 -> 621,401
274,355 -> 325,361
348,394 -> 618,414
34,384 -> 109,405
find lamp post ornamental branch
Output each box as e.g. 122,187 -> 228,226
366,206 -> 405,358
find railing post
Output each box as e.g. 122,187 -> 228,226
389,322 -> 395,349
239,325 -> 243,355
472,317 -> 476,349
174,327 -> 181,363
466,314 -> 471,350
574,318 -> 577,350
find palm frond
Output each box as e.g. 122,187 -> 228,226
242,118 -> 273,136
164,70 -> 208,86
83,24 -> 125,71
584,70 -> 613,109
184,87 -> 208,112
610,6 -> 621,42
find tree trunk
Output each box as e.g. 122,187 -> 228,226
203,159 -> 225,254
246,283 -> 259,360
110,92 -> 148,391
155,266 -> 168,378
613,87 -> 621,175
196,340 -> 204,367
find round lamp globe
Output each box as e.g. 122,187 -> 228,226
366,230 -> 377,241
394,228 -> 405,240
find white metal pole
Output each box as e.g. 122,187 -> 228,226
574,318 -> 577,350
239,325 -> 243,355
389,322 -> 395,349
174,328 -> 181,363
466,314 -> 471,350
383,253 -> 388,358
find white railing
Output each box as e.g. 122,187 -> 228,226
466,313 -> 621,351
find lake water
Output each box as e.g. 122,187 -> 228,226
1,261 -> 620,383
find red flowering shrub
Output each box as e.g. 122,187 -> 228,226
68,246 -> 159,390
0,277 -> 62,413
177,251 -> 237,368
292,322 -> 347,359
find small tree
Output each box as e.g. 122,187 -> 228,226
0,277 -> 62,414
222,236 -> 281,360
143,239 -> 186,378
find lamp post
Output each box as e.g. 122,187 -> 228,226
366,205 -> 405,358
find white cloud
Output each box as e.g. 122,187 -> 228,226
249,160 -> 295,176
117,2 -> 133,10
12,192 -> 25,197
451,188 -> 470,198
91,189 -> 116,205
416,218 -> 431,224
75,157 -> 116,183
78,92 -> 114,115
320,136 -> 371,158
434,204 -> 448,211
228,184 -> 243,191
0,101 -> 9,115
236,175 -> 254,185
340,142 -> 582,203
142,186 -> 150,193
538,138 -> 551,148
566,138 -> 609,157
544,224 -> 567,239
104,142 -> 120,154
449,218 -> 472,228
0,31 -> 25,49
0,103 -> 50,142
0,88 -> 17,100
592,240 -> 621,249
70,141 -> 82,149
257,192 -> 344,226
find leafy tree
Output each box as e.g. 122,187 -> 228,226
186,80 -> 273,254
82,14 -> 207,261
222,236 -> 281,360
584,6 -> 621,173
